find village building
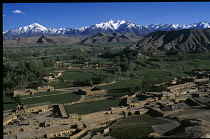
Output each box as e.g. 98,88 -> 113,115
43,76 -> 59,83
13,86 -> 55,97
15,105 -> 51,115
13,89 -> 38,97
56,104 -> 68,118
51,70 -> 65,78
194,78 -> 209,83
37,86 -> 55,93
167,82 -> 195,92
4,121 -> 39,135
4,74 -> 210,139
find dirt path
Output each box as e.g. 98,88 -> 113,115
79,95 -> 85,101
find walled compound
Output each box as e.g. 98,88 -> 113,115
13,89 -> 38,97
13,86 -> 55,97
37,86 -> 55,93
76,87 -> 107,95
3,75 -> 210,138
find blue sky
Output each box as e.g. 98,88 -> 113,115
3,2 -> 210,31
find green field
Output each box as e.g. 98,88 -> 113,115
109,114 -> 169,139
151,59 -> 210,70
98,79 -> 143,97
64,98 -> 120,115
3,93 -> 17,111
59,68 -> 115,82
60,70 -> 96,81
21,92 -> 80,107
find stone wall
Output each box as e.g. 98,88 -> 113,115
15,105 -> 51,115
124,108 -> 149,117
148,107 -> 184,117
45,128 -> 76,138
37,86 -> 55,93
129,98 -> 157,108
173,96 -> 189,103
81,111 -> 111,120
167,82 -> 195,92
44,118 -> 77,128
162,108 -> 184,117
57,104 -> 68,118
13,89 -> 37,97
3,122 -> 39,135
3,115 -> 17,126
194,78 -> 209,83
69,128 -> 88,139
86,90 -> 106,95
110,106 -> 127,114
13,86 -> 54,97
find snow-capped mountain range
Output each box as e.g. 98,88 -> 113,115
3,20 -> 210,40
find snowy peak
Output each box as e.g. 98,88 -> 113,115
56,27 -> 72,34
28,23 -> 43,27
146,23 -> 181,31
3,20 -> 210,40
182,21 -> 210,29
19,23 -> 48,31
92,20 -> 132,30
75,26 -> 89,31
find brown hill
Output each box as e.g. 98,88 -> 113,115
3,35 -> 85,47
129,28 -> 210,51
80,32 -> 143,44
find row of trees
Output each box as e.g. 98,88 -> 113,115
75,74 -> 117,86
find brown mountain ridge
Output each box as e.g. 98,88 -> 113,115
80,32 -> 143,44
3,35 -> 85,47
3,32 -> 143,47
128,28 -> 210,51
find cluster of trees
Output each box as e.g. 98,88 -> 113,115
158,50 -> 210,61
3,60 -> 48,91
141,75 -> 172,92
113,55 -> 139,73
3,46 -> 118,90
